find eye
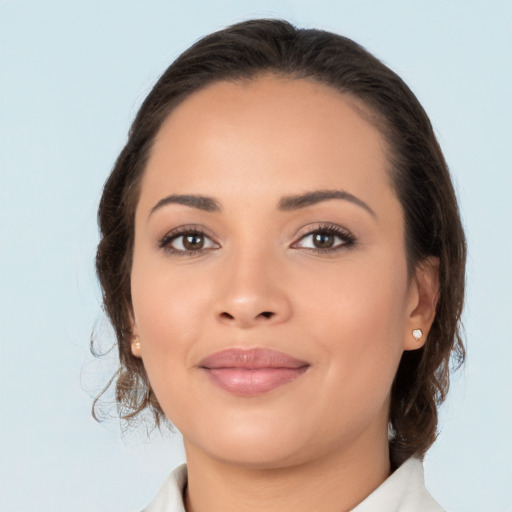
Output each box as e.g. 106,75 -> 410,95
292,225 -> 356,253
158,227 -> 219,255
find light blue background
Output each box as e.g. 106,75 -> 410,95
1,1 -> 511,511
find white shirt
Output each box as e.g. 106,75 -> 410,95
143,457 -> 445,512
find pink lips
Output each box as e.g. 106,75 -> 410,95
198,348 -> 309,396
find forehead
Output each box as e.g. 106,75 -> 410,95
141,75 -> 396,217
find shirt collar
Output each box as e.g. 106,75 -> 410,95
351,457 -> 444,511
143,457 -> 444,512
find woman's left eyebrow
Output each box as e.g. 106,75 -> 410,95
278,189 -> 377,218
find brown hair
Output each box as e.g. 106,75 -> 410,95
94,18 -> 466,465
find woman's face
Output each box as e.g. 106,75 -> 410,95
131,76 -> 427,468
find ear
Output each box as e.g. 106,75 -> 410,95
129,311 -> 142,358
131,335 -> 142,358
403,256 -> 440,351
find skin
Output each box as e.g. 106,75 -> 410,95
130,75 -> 439,512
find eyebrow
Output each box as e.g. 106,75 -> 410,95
149,189 -> 376,218
278,189 -> 376,218
149,194 -> 221,217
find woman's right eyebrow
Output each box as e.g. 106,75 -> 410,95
149,194 -> 221,217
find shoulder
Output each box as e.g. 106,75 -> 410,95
351,457 -> 445,512
141,464 -> 188,512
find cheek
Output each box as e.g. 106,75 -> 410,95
316,249 -> 407,326
296,252 -> 409,399
129,250 -> 213,391
130,241 -> 278,423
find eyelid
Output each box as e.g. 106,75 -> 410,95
157,224 -> 221,255
291,223 -> 357,251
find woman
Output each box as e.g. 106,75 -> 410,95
95,18 -> 466,512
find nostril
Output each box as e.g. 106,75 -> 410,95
218,310 -> 276,323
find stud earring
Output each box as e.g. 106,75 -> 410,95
132,335 -> 141,355
412,329 -> 423,342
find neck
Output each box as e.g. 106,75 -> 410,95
183,432 -> 390,512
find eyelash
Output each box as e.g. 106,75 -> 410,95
293,224 -> 357,254
157,224 -> 357,257
157,226 -> 215,257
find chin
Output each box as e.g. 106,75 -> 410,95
203,441 -> 309,470
182,415 -> 317,469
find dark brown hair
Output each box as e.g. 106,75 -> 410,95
94,18 -> 466,465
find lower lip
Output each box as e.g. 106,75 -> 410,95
203,367 -> 308,396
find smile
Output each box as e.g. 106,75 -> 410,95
198,348 -> 310,396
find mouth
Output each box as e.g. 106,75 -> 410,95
198,348 -> 310,397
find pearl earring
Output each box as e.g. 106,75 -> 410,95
412,329 -> 423,341
132,335 -> 141,354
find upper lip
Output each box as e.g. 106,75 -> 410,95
198,348 -> 309,370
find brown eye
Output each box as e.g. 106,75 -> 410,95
292,225 -> 356,253
182,233 -> 205,250
312,232 -> 335,249
160,229 -> 219,255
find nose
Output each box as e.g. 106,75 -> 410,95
214,249 -> 292,329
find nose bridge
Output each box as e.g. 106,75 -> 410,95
215,239 -> 291,327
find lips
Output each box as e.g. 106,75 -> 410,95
198,348 -> 310,396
